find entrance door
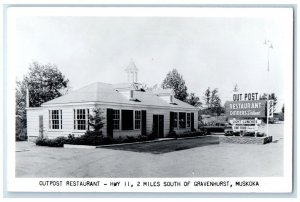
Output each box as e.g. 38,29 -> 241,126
153,115 -> 164,138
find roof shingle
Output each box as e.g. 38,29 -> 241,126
42,82 -> 197,110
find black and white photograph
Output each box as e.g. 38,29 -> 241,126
5,5 -> 294,193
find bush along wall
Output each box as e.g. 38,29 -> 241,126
36,136 -> 67,147
35,131 -> 157,147
35,129 -> 204,147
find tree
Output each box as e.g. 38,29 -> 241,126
203,87 -> 211,108
210,88 -> 223,115
201,87 -> 223,115
210,88 -> 221,108
161,69 -> 188,101
88,107 -> 105,132
259,92 -> 278,112
186,93 -> 202,107
16,62 -> 70,140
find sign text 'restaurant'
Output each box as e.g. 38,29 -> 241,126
225,100 -> 266,118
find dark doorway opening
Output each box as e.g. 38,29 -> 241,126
153,115 -> 164,138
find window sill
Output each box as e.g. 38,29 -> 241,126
114,129 -> 140,132
72,130 -> 87,133
48,129 -> 63,131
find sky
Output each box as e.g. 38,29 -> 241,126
14,10 -> 293,112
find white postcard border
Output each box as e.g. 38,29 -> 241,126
5,6 -> 294,193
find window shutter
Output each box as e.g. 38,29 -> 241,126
141,110 -> 147,135
170,111 -> 174,132
191,112 -> 194,130
73,109 -> 76,130
87,109 -> 90,131
60,110 -> 62,129
107,108 -> 114,137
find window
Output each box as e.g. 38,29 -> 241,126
179,112 -> 186,128
187,113 -> 191,128
121,110 -> 134,130
74,109 -> 89,130
113,109 -> 120,130
49,110 -> 62,130
173,112 -> 178,128
135,111 -> 141,130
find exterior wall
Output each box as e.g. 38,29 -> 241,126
109,105 -> 144,139
171,110 -> 199,135
145,108 -> 169,137
26,108 -> 43,141
42,104 -> 97,139
113,108 -> 198,138
34,103 -> 199,139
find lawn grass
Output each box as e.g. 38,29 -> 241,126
103,136 -> 220,154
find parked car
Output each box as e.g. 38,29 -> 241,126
224,125 -> 233,136
224,125 -> 240,136
199,123 -> 226,135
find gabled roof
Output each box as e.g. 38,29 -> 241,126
112,82 -> 142,91
42,82 -> 197,110
151,88 -> 174,96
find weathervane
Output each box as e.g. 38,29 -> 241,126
263,39 -> 273,72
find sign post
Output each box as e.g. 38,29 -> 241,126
266,100 -> 274,137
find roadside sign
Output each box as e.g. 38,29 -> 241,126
232,125 -> 258,132
230,118 -> 261,133
230,119 -> 262,125
267,100 -> 274,118
225,100 -> 266,118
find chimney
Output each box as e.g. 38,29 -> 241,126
26,88 -> 29,108
170,95 -> 174,103
130,90 -> 134,99
154,89 -> 175,104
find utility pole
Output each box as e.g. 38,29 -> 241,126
263,39 -> 274,136
263,39 -> 273,72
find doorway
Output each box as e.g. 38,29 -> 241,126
153,115 -> 164,138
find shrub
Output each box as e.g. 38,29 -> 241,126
35,137 -> 48,146
48,136 -> 67,147
16,117 -> 27,141
81,130 -> 104,145
136,135 -> 149,142
167,131 -> 177,138
36,131 -> 170,147
177,131 -> 204,138
36,136 -> 67,147
88,107 -> 105,132
66,131 -> 104,146
16,129 -> 27,141
16,116 -> 27,141
118,136 -> 136,143
102,136 -> 115,145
